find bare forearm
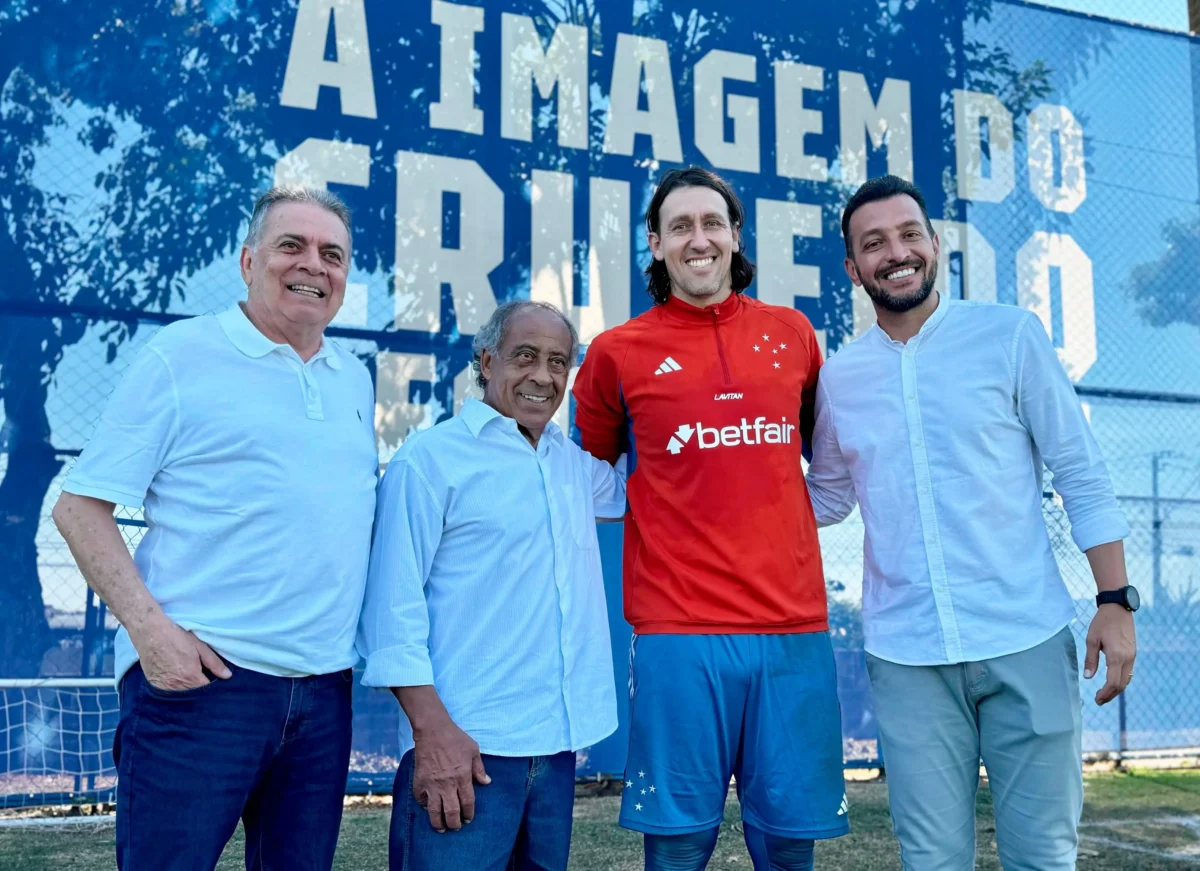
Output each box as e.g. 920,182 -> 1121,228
1085,540 -> 1129,593
394,684 -> 456,738
52,492 -> 168,641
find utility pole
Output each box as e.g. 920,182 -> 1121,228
1152,452 -> 1164,608
1193,0 -> 1200,221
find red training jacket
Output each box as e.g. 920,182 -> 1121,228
572,291 -> 829,634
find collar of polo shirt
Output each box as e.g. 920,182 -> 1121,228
218,302 -> 342,370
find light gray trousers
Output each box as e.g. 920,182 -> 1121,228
866,626 -> 1083,871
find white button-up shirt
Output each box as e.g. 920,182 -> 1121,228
806,293 -> 1129,666
63,303 -> 379,683
359,398 -> 624,757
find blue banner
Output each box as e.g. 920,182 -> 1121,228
2,1 -> 1198,784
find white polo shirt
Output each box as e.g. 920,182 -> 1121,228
63,303 -> 378,683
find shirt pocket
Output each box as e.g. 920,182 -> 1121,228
560,482 -> 594,548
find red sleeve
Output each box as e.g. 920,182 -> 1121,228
572,331 -> 629,465
798,315 -> 823,453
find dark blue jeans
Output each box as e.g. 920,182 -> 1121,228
390,749 -> 576,871
114,662 -> 352,871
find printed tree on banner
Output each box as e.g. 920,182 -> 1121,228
1130,218 -> 1200,329
0,0 -> 1105,679
0,2 -> 294,676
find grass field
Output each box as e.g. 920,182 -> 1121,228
2,771 -> 1198,869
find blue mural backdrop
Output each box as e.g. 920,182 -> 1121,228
2,0 -> 1198,791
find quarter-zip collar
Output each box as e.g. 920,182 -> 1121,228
659,289 -> 744,326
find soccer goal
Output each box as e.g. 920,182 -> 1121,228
0,679 -> 118,809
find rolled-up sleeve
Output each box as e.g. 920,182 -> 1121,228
1014,314 -> 1130,552
588,452 -> 628,520
61,345 -> 179,508
805,376 -> 859,527
358,457 -> 444,688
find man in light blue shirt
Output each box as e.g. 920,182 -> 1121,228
359,300 -> 624,871
807,176 -> 1137,870
52,186 -> 378,871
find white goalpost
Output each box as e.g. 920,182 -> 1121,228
0,679 -> 119,809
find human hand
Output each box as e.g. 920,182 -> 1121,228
134,619 -> 231,691
412,721 -> 491,832
1084,605 -> 1136,706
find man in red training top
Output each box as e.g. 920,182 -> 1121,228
572,167 -> 847,871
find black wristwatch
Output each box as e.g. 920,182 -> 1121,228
1096,585 -> 1140,612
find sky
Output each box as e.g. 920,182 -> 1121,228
1032,0 -> 1191,30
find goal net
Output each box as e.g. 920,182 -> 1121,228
0,679 -> 118,809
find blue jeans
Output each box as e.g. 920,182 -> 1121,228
114,662 -> 352,871
390,750 -> 576,871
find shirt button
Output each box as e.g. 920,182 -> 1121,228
921,487 -> 929,494
914,440 -> 923,447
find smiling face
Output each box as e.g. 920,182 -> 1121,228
480,307 -> 573,445
239,201 -> 351,338
844,194 -> 940,314
649,185 -> 738,307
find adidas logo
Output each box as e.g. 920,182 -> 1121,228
837,793 -> 849,816
654,356 -> 683,375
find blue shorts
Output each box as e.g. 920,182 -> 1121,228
619,632 -> 849,840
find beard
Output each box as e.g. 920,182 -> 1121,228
668,259 -> 732,301
858,256 -> 938,314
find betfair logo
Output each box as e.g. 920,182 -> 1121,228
665,417 -> 797,455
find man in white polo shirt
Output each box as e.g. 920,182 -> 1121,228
52,186 -> 378,871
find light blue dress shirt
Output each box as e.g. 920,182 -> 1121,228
806,294 -> 1129,666
63,304 -> 378,684
359,398 -> 624,757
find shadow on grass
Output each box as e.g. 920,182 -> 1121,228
1,774 -> 1198,870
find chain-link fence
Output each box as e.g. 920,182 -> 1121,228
1033,0 -> 1195,33
961,0 -> 1200,753
3,0 -> 1199,806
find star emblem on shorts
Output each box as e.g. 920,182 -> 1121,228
773,362 -> 780,369
635,802 -> 643,811
649,785 -> 657,793
779,342 -> 787,349
625,780 -> 633,788
638,770 -> 646,778
641,788 -> 647,795
753,344 -> 760,352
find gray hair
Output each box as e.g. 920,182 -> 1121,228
471,300 -> 580,389
244,185 -> 353,250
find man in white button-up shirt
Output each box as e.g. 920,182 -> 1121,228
359,300 -> 624,871
807,176 -> 1137,870
52,187 -> 378,871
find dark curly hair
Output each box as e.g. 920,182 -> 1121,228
644,166 -> 755,306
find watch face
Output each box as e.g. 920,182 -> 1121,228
1125,585 -> 1140,611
